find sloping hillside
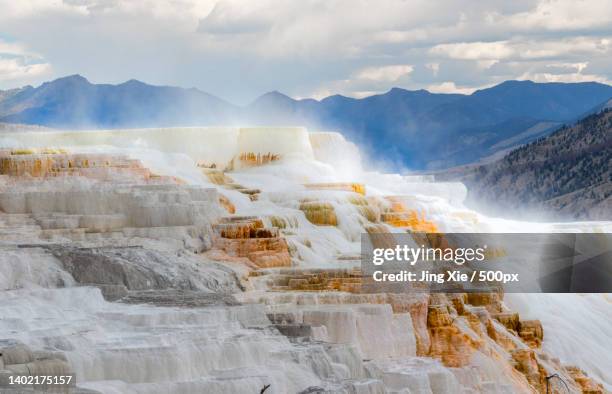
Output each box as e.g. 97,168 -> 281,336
441,109 -> 612,220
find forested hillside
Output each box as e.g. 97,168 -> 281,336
442,109 -> 611,220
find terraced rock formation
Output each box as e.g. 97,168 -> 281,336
0,127 -> 609,393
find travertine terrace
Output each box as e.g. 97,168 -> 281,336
0,127 -> 610,393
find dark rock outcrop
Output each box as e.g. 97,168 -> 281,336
49,246 -> 241,296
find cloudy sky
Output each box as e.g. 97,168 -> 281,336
1,0 -> 611,103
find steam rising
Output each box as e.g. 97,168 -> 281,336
0,125 -> 611,391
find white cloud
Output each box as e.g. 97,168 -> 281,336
305,64 -> 413,99
426,62 -> 440,76
372,29 -> 430,44
0,58 -> 51,82
518,61 -> 612,84
355,65 -> 414,82
430,41 -> 514,60
0,0 -> 85,18
503,0 -> 612,31
0,39 -> 51,85
520,37 -> 611,59
0,0 -> 610,100
518,71 -> 611,84
429,37 -> 611,71
427,81 -> 484,94
477,59 -> 499,69
0,41 -> 28,55
546,62 -> 589,72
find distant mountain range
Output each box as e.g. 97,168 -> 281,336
0,76 -> 235,129
439,108 -> 612,220
1,75 -> 611,170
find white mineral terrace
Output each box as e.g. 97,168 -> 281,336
0,126 -> 610,394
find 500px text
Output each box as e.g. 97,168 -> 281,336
372,270 -> 519,284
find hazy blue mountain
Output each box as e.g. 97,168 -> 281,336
0,75 -> 236,128
0,85 -> 34,102
1,75 -> 611,169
